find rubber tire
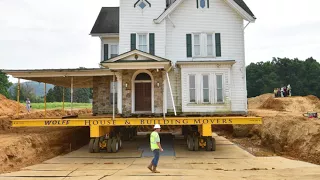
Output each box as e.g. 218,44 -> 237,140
193,136 -> 199,151
188,136 -> 194,151
117,136 -> 122,149
212,138 -> 216,151
111,137 -> 118,153
206,137 -> 213,151
93,137 -> 100,153
107,139 -> 112,153
88,138 -> 95,153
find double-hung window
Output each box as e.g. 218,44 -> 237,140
110,82 -> 117,104
138,34 -> 147,52
193,34 -> 201,56
207,34 -> 213,56
189,75 -> 196,103
202,75 -> 209,103
216,75 -> 223,103
192,33 -> 215,57
110,45 -> 119,58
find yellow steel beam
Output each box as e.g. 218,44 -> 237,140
11,117 -> 262,127
201,124 -> 212,137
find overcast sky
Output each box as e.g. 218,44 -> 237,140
1,0 -> 319,83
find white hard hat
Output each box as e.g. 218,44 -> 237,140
154,124 -> 161,129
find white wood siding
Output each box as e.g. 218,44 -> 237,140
119,0 -> 166,57
164,0 -> 247,113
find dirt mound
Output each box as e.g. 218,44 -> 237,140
248,94 -> 273,109
0,108 -> 91,173
251,115 -> 320,165
259,97 -> 285,111
250,94 -> 320,113
0,95 -> 26,116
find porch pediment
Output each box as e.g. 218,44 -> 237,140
101,49 -> 171,70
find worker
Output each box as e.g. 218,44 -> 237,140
287,84 -> 291,96
281,87 -> 284,97
26,98 -> 31,113
147,124 -> 163,173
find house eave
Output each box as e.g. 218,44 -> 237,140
176,60 -> 236,67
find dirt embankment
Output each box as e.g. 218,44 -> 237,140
0,95 -> 91,173
232,94 -> 320,165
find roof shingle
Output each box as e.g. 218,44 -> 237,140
90,7 -> 119,34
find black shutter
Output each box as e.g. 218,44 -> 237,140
186,34 -> 192,57
131,33 -> 136,50
196,0 -> 199,8
215,33 -> 221,57
149,33 -> 155,55
207,0 -> 209,8
104,44 -> 108,60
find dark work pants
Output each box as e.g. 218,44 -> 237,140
151,149 -> 160,166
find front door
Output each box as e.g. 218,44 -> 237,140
134,72 -> 152,112
135,82 -> 151,111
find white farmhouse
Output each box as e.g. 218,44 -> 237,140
4,0 -> 258,152
90,0 -> 256,116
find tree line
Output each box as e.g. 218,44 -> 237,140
1,57 -> 319,101
247,57 -> 320,98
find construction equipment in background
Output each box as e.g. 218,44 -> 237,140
303,112 -> 319,119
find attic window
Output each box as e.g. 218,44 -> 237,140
134,0 -> 151,9
139,1 -> 146,9
197,0 -> 209,8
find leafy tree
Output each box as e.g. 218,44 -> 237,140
73,88 -> 91,103
0,71 -> 12,98
246,57 -> 320,97
46,89 -> 55,102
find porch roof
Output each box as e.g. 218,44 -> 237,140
2,68 -> 114,88
101,49 -> 172,70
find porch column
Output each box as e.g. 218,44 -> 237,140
71,77 -> 74,113
116,72 -> 122,114
162,71 -> 167,118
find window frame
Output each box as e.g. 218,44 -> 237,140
109,44 -> 119,58
201,74 -> 210,103
137,33 -> 149,53
192,32 -> 216,58
192,33 -> 201,57
188,74 -> 197,103
215,74 -> 224,103
206,34 -> 215,57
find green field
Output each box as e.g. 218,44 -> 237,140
23,102 -> 92,109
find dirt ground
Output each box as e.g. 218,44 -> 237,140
1,93 -> 320,175
0,95 -> 91,173
229,94 -> 320,165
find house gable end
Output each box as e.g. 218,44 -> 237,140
154,0 -> 255,23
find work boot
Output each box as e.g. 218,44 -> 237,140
147,163 -> 153,172
152,166 -> 160,173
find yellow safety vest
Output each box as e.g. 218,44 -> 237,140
150,131 -> 160,150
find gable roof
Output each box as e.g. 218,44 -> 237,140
155,0 -> 256,23
233,0 -> 255,18
101,50 -> 171,70
90,7 -> 119,35
101,49 -> 171,63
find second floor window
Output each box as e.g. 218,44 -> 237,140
110,45 -> 119,58
193,33 -> 214,57
138,34 -> 148,52
194,34 -> 201,56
